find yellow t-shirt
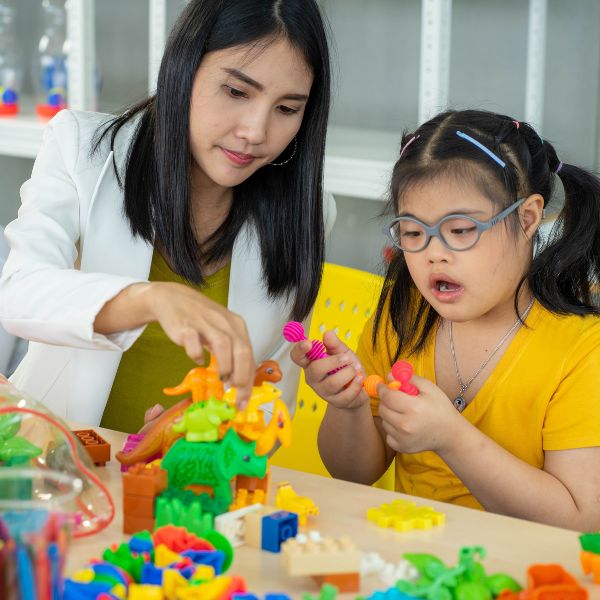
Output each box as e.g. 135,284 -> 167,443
100,249 -> 230,433
357,300 -> 600,510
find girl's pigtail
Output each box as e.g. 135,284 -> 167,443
529,159 -> 600,314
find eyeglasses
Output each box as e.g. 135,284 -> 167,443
385,197 -> 526,253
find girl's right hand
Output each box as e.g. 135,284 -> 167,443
147,282 -> 256,407
290,330 -> 368,409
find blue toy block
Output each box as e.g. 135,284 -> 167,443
141,562 -> 164,584
261,510 -> 298,553
91,563 -> 129,586
63,580 -> 112,599
129,533 -> 154,554
231,595 -> 260,600
265,595 -> 292,600
181,548 -> 225,573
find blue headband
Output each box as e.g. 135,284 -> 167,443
456,130 -> 506,168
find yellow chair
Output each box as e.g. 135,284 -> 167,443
271,262 -> 395,490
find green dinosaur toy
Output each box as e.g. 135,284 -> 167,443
161,428 -> 267,514
171,397 -> 235,442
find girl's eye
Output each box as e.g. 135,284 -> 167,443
401,230 -> 422,238
278,105 -> 299,115
225,85 -> 247,98
450,227 -> 477,236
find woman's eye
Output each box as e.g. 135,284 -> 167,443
225,85 -> 247,98
278,105 -> 299,115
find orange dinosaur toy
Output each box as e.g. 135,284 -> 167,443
116,360 -> 284,467
162,355 -> 224,402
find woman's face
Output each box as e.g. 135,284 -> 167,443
189,37 -> 313,191
399,176 -> 539,323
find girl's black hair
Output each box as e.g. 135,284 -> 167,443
93,0 -> 331,321
374,109 -> 600,360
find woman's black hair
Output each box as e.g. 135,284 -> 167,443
93,0 -> 331,321
374,109 -> 600,360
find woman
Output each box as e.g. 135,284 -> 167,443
0,0 -> 335,432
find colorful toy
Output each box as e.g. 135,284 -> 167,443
397,546 -> 522,600
116,360 -> 284,467
498,563 -> 587,599
366,499 -> 445,532
122,463 -> 168,534
363,360 -> 419,397
580,532 -> 600,584
283,321 -> 329,361
172,398 -> 236,442
163,355 -> 225,402
161,428 -> 268,514
275,482 -> 319,526
72,429 -> 111,466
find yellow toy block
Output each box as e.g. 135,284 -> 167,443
154,543 -> 183,567
176,576 -> 231,599
275,482 -> 319,526
366,499 -> 445,532
128,583 -> 164,600
162,569 -> 190,600
190,564 -> 216,581
70,568 -> 95,582
111,583 -> 126,599
281,535 -> 361,576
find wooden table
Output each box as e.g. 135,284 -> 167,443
67,426 -> 596,598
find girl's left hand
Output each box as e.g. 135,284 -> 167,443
376,375 -> 464,454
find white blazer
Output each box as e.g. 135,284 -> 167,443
0,110 -> 336,426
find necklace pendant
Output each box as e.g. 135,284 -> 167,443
453,396 -> 466,413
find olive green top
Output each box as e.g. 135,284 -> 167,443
100,249 -> 230,433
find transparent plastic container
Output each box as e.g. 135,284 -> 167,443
32,0 -> 68,118
0,0 -> 22,116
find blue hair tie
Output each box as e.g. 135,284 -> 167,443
456,130 -> 506,168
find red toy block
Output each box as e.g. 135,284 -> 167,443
73,429 -> 111,466
122,463 -> 168,498
313,572 -> 360,593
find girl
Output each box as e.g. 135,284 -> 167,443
0,0 -> 335,432
291,109 -> 600,531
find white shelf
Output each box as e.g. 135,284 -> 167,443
0,108 -> 46,160
0,118 -> 401,201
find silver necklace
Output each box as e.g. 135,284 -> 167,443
448,298 -> 535,412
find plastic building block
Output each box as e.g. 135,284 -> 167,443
581,550 -> 600,584
152,525 -> 215,554
230,488 -> 266,511
281,535 -> 361,576
123,463 -> 168,498
161,428 -> 267,514
363,360 -> 418,398
154,488 -> 214,537
580,532 -> 600,554
261,510 -> 299,553
214,503 -> 264,547
312,572 -> 359,593
244,506 -> 281,550
73,429 -> 111,466
495,563 -> 587,599
366,498 -> 445,532
119,434 -> 161,472
128,584 -> 163,600
275,482 -> 319,526
123,514 -> 156,535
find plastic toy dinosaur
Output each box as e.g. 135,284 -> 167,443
161,428 -> 267,514
171,398 -> 235,442
163,355 -> 224,402
115,360 -> 283,467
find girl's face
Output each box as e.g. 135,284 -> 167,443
399,176 -> 539,323
188,37 -> 313,192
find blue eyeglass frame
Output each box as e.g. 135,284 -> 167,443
386,197 -> 527,252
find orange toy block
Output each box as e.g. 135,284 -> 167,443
123,463 -> 168,497
123,493 -> 155,518
123,514 -> 156,535
281,535 -> 361,576
313,572 -> 360,593
580,550 -> 600,584
73,429 -> 111,466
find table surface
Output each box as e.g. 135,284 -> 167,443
67,426 -> 597,598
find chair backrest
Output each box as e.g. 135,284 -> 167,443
270,263 -> 395,490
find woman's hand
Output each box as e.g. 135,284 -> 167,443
290,330 -> 369,409
138,403 -> 165,435
95,281 -> 256,408
377,374 -> 464,454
